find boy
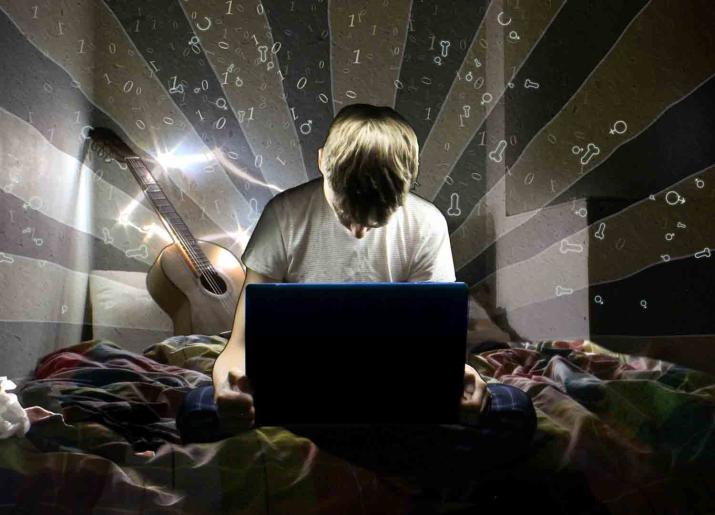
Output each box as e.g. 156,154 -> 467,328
177,105 -> 535,476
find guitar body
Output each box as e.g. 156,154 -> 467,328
146,240 -> 245,336
88,127 -> 245,337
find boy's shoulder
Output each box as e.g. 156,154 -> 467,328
271,177 -> 322,207
263,179 -> 319,220
405,190 -> 443,217
404,191 -> 448,233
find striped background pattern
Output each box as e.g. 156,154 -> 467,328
1,0 -> 714,378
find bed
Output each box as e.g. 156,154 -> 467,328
2,335 -> 715,514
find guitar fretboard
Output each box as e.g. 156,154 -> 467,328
125,157 -> 212,273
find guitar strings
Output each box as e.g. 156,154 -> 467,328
94,144 -> 238,323
129,159 -> 233,307
162,211 -> 238,318
125,157 -> 238,318
160,207 -> 236,313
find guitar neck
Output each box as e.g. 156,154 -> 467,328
124,157 -> 211,273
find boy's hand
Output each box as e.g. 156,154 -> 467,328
215,368 -> 255,433
459,364 -> 490,426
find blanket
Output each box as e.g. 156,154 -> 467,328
1,335 -> 714,514
467,340 -> 715,515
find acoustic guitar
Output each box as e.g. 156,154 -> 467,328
88,127 -> 244,336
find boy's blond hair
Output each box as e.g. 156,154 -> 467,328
320,104 -> 419,227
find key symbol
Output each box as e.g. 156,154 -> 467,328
447,192 -> 461,217
102,228 -> 114,245
595,223 -> 606,240
439,40 -> 450,57
125,244 -> 149,259
555,285 -> 574,296
579,143 -> 601,165
559,239 -> 583,254
488,140 -> 507,163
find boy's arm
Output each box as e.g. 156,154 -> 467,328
212,267 -> 280,398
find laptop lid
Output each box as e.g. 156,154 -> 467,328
245,282 -> 468,426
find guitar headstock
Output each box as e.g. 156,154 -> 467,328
88,127 -> 137,163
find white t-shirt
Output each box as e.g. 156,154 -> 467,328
241,177 -> 456,283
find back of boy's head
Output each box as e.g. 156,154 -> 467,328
320,103 -> 419,227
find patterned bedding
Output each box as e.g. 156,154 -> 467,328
1,335 -> 714,514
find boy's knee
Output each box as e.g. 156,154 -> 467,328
176,384 -> 221,444
483,383 -> 537,444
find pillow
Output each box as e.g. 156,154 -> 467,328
89,270 -> 173,354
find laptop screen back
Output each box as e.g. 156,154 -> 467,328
245,282 -> 468,426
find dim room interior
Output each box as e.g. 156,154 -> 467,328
1,0 -> 714,513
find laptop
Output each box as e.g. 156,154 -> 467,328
245,282 -> 469,427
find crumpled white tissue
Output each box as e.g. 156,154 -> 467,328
0,376 -> 30,439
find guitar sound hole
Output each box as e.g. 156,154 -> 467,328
200,271 -> 228,295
